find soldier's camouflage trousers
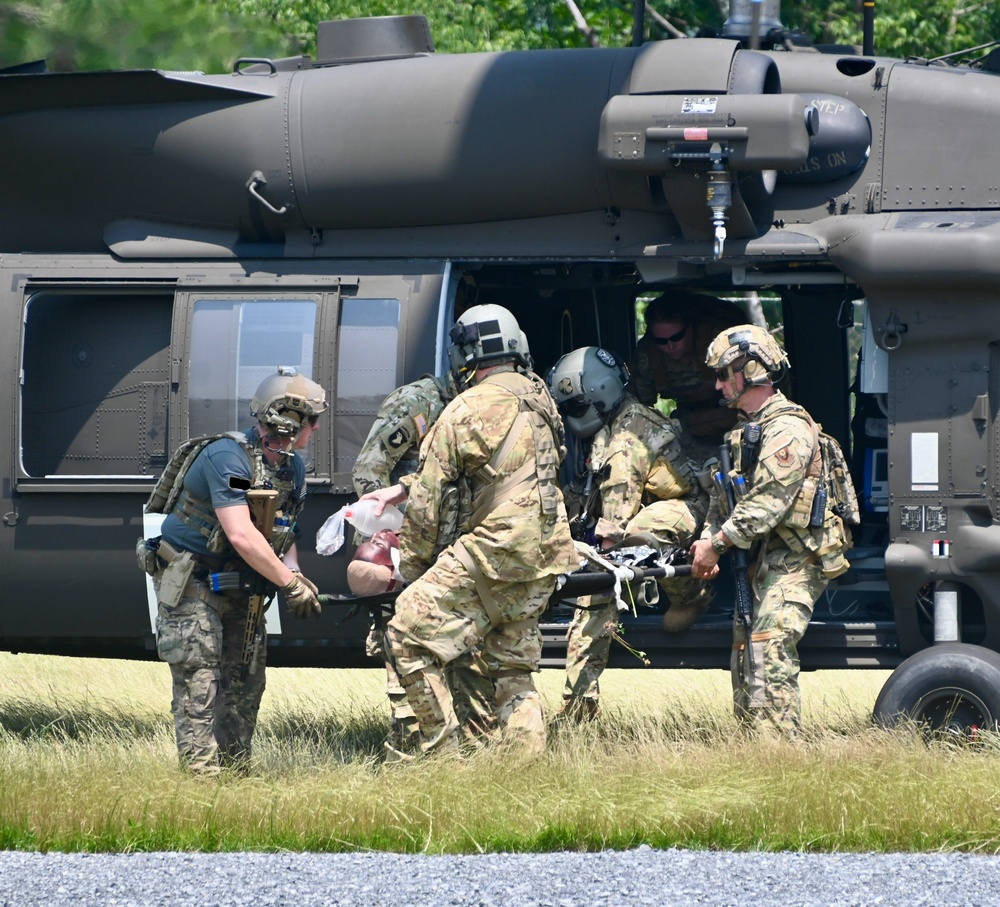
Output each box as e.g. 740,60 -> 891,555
731,548 -> 828,737
366,621 -> 421,755
561,595 -> 616,710
155,580 -> 265,776
386,545 -> 555,756
561,498 -> 705,712
368,619 -> 493,757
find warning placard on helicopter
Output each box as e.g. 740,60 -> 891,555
681,97 -> 719,115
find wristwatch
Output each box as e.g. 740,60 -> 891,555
711,533 -> 730,556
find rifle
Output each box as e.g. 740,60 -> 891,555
715,432 -> 759,682
568,468 -> 602,544
241,488 -> 280,679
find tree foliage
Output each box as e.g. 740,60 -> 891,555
0,0 -> 284,71
3,0 -> 1000,72
786,0 -> 1000,61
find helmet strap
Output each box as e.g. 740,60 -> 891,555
718,363 -> 750,407
261,430 -> 295,463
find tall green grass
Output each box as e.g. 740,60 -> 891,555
2,654 -> 1000,854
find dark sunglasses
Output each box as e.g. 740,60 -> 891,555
714,369 -> 731,382
652,326 -> 687,346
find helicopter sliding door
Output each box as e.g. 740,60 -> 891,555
1,258 -> 450,665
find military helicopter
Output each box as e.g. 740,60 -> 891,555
3,0 -> 1000,733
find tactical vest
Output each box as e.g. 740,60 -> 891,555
732,398 -> 858,579
145,432 -> 302,558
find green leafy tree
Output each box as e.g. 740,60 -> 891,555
786,0 -> 1000,61
216,1 -> 729,56
4,1 -> 999,72
1,0 -> 285,71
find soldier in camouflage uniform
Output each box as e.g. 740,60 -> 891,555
352,374 -> 456,757
690,326 -> 853,737
361,304 -> 579,757
147,372 -> 327,776
548,347 -> 710,719
353,375 -> 456,496
629,291 -> 746,462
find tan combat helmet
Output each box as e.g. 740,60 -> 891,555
705,323 -> 789,388
250,369 -> 329,437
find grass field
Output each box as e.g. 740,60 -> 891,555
2,654 -> 1000,854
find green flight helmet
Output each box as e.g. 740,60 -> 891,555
547,346 -> 627,438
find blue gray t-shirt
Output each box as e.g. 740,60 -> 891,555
160,427 -> 306,557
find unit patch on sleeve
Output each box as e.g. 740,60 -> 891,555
385,424 -> 411,451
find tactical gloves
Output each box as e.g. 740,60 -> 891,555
282,571 -> 322,619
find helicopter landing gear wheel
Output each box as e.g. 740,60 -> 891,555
873,643 -> 1000,738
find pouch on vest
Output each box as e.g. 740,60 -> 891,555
135,537 -> 160,577
785,474 -> 819,529
816,513 -> 852,579
819,433 -> 861,526
157,551 -> 197,609
435,475 -> 473,556
644,456 -> 692,500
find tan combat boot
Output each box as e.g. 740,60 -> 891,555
661,585 -> 713,633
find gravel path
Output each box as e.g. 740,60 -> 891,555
2,848 -> 999,906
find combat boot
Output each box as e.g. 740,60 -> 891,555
554,696 -> 600,724
385,713 -> 421,756
661,584 -> 713,633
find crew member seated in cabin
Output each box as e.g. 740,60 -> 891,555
629,290 -> 747,463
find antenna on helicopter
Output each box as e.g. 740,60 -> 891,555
631,0 -> 644,46
862,0 -> 875,55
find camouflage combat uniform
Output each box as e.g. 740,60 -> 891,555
153,427 -> 306,776
562,395 -> 709,715
353,375 -> 454,755
386,365 -> 579,755
703,391 -> 851,736
353,376 -> 454,495
630,300 -> 745,461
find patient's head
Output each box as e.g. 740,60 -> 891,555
346,529 -> 400,596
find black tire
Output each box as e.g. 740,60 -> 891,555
873,643 -> 1000,736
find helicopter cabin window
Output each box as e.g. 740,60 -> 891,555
188,298 -> 318,439
20,290 -> 173,478
334,298 -> 401,476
